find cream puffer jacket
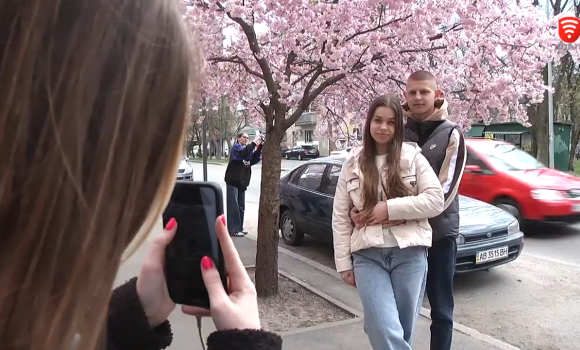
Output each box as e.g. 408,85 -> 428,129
332,143 -> 444,272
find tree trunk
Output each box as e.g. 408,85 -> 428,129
568,96 -> 580,170
529,66 -> 550,165
254,125 -> 284,297
327,120 -> 335,152
216,138 -> 223,160
226,139 -> 232,158
568,124 -> 579,170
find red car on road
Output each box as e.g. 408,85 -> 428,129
459,139 -> 580,224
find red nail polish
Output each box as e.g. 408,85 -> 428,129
165,218 -> 176,231
201,256 -> 214,270
221,215 -> 226,226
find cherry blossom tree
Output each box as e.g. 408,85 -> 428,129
530,0 -> 580,165
186,0 -> 560,296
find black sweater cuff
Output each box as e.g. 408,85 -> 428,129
207,329 -> 282,350
107,277 -> 173,350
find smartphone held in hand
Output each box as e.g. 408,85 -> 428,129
162,181 -> 227,309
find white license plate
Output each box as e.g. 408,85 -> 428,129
572,204 -> 580,213
476,246 -> 509,264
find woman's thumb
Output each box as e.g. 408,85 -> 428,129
201,256 -> 227,302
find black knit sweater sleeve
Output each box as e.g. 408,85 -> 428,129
106,277 -> 282,350
107,277 -> 173,350
207,329 -> 283,350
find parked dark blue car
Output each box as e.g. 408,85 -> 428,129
284,145 -> 320,160
279,157 -> 525,273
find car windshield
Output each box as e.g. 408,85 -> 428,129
302,145 -> 314,150
479,144 -> 545,171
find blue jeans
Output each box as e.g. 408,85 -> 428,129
226,185 -> 245,234
426,237 -> 457,350
353,246 -> 428,350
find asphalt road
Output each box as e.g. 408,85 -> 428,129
189,160 -> 580,350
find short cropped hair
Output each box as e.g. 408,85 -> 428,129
408,70 -> 437,82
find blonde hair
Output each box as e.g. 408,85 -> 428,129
0,0 -> 201,349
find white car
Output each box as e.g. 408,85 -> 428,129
330,147 -> 353,157
177,157 -> 194,181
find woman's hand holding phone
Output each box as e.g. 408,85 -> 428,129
182,215 -> 261,331
136,218 -> 178,327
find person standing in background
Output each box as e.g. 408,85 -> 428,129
224,132 -> 263,237
402,70 -> 467,350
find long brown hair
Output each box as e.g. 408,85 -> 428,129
0,1 -> 200,349
358,94 -> 412,219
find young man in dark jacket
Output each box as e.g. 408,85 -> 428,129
402,70 -> 466,350
224,132 -> 263,237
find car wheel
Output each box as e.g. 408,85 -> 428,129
285,153 -> 290,160
494,197 -> 522,224
280,210 -> 304,246
298,154 -> 303,160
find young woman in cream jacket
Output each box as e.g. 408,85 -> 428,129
332,94 -> 444,350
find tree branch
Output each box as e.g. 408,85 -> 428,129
398,45 -> 447,54
217,2 -> 278,102
209,56 -> 265,80
284,73 -> 347,129
428,22 -> 462,41
345,14 -> 412,42
285,52 -> 297,81
291,65 -> 320,85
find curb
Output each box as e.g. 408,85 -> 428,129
278,317 -> 363,337
187,160 -> 227,166
243,264 -> 364,337
278,269 -> 363,319
244,235 -> 521,350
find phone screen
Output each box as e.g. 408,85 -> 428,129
162,181 -> 226,308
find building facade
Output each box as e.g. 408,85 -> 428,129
283,110 -> 361,156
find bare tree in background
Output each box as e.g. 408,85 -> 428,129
205,96 -> 249,159
185,100 -> 203,158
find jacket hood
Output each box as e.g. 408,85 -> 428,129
403,98 -> 449,122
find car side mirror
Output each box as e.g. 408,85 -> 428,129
465,164 -> 482,173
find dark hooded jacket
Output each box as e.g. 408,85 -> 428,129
403,99 -> 467,241
224,142 -> 262,190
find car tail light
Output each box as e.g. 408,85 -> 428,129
303,151 -> 307,154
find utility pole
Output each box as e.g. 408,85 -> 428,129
546,0 -> 555,168
202,97 -> 208,181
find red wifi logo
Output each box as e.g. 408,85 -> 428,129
559,17 -> 580,43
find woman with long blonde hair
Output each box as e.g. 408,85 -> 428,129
332,94 -> 444,349
0,1 -> 280,349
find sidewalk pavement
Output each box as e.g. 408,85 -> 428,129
231,236 -> 520,350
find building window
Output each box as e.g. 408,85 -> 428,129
304,130 -> 313,143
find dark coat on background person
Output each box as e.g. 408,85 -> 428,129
224,142 -> 262,190
403,99 -> 467,241
107,278 -> 282,350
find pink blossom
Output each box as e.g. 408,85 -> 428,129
185,0 -> 576,132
